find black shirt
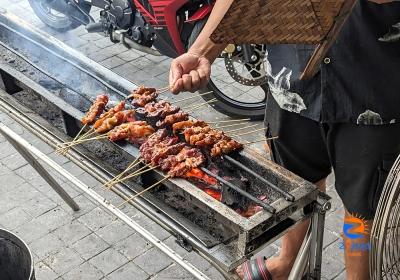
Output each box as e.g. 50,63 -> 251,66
266,1 -> 400,125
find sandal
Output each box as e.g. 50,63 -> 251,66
242,257 -> 273,280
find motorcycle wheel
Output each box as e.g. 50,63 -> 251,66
188,20 -> 267,120
28,0 -> 91,32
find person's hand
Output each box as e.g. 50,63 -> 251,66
169,52 -> 211,94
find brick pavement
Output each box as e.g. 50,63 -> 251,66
0,1 -> 346,279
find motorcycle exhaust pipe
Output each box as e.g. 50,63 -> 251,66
110,30 -> 162,57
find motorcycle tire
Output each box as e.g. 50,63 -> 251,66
28,0 -> 91,32
188,20 -> 266,120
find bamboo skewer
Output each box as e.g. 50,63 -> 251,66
243,136 -> 279,145
58,124 -> 87,154
209,118 -> 251,124
56,134 -> 109,153
103,158 -> 141,188
212,122 -> 249,129
118,176 -> 171,208
225,123 -> 261,133
230,127 -> 267,137
182,98 -> 217,110
171,91 -> 213,104
108,165 -> 160,187
185,99 -> 218,113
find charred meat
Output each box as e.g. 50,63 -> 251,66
81,94 -> 109,125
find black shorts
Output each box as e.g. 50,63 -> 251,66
265,97 -> 400,220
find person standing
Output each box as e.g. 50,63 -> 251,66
169,1 -> 400,279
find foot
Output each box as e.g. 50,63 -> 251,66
236,257 -> 292,280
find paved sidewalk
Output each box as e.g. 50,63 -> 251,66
0,1 -> 346,279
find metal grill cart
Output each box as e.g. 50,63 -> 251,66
0,10 -> 330,279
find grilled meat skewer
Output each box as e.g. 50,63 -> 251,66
81,94 -> 109,125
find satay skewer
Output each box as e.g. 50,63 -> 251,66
118,176 -> 171,208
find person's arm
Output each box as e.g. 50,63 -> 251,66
169,0 -> 233,94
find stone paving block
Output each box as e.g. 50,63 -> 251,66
101,56 -> 126,69
106,261 -> 149,280
62,261 -> 105,280
0,206 -> 32,230
76,172 -> 101,188
325,210 -> 345,234
47,152 -> 70,166
88,247 -> 129,275
323,229 -> 340,249
61,161 -> 87,177
94,37 -> 115,49
321,254 -> 345,279
114,233 -> 153,260
204,266 -> 226,280
0,163 -> 11,177
152,263 -> 194,280
35,261 -> 58,280
53,219 -> 92,245
131,212 -> 171,241
78,43 -> 101,56
0,142 -> 19,160
71,233 -> 110,260
44,247 -> 85,275
133,247 -> 173,275
117,50 -> 143,62
21,195 -> 58,218
15,164 -> 40,182
35,207 -> 71,231
77,207 -> 115,231
60,194 -> 97,219
0,172 -> 25,194
64,37 -> 88,48
30,232 -> 66,261
1,152 -> 27,170
184,251 -> 212,272
14,218 -> 51,244
95,219 -> 134,244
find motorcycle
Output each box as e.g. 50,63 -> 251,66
29,0 -> 268,119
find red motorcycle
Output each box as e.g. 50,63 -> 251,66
29,0 -> 268,119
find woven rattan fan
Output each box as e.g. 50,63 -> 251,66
211,0 -> 357,80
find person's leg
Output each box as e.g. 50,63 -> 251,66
237,97 -> 332,279
343,210 -> 372,280
329,122 -> 400,280
264,178 -> 326,280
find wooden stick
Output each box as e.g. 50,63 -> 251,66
57,134 -> 108,151
171,91 -> 213,104
103,158 -> 141,188
244,136 -> 279,145
230,127 -> 266,137
225,123 -> 261,133
184,99 -> 218,112
213,122 -> 249,129
58,124 -> 87,154
107,165 -> 148,187
118,176 -> 171,208
208,118 -> 251,124
108,165 -> 159,187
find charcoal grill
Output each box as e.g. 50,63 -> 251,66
0,9 -> 330,279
